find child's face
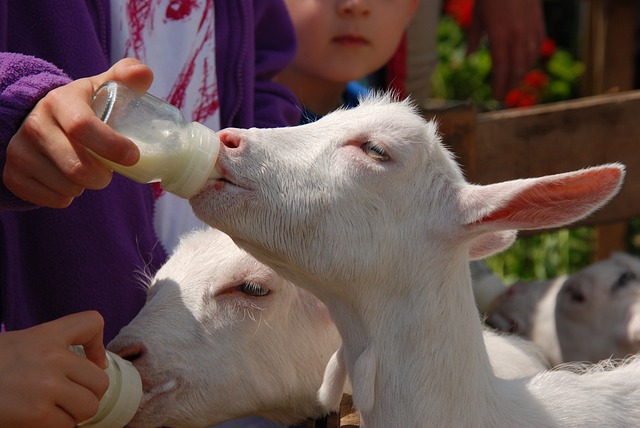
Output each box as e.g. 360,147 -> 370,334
285,0 -> 419,83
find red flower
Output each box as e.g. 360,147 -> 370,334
523,70 -> 549,89
505,88 -> 538,108
504,89 -> 522,108
444,0 -> 475,30
540,38 -> 556,60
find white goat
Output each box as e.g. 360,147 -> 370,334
109,227 -> 547,427
108,228 -> 341,427
487,252 -> 640,365
190,94 -> 639,427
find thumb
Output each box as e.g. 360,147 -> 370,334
58,311 -> 108,369
92,57 -> 155,93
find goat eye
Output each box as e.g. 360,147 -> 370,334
612,271 -> 637,291
569,288 -> 586,303
237,282 -> 270,297
361,141 -> 389,162
563,282 -> 586,304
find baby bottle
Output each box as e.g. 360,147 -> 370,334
71,346 -> 143,428
90,81 -> 221,199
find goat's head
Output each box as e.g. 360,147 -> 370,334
108,228 -> 339,427
191,95 -> 624,304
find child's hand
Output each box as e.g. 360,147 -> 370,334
467,0 -> 546,100
0,311 -> 110,427
3,58 -> 154,208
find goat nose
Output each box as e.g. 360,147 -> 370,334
111,342 -> 147,362
219,129 -> 243,149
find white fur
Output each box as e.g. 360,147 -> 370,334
109,227 -> 547,427
488,252 -> 640,365
190,94 -> 634,427
108,228 -> 340,427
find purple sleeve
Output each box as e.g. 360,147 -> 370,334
251,0 -> 301,128
0,52 -> 72,210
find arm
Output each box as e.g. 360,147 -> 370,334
467,0 -> 546,100
0,53 -> 71,210
0,311 -> 108,427
1,55 -> 154,209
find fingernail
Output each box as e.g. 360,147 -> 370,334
123,147 -> 140,165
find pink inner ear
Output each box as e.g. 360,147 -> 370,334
480,167 -> 623,228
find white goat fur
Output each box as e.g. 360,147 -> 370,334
109,227 -> 547,427
108,228 -> 340,427
190,94 -> 637,427
488,252 -> 640,366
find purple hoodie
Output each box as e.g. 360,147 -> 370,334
0,0 -> 300,342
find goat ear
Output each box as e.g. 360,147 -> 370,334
623,309 -> 640,347
318,347 -> 347,412
462,164 -> 624,234
469,230 -> 517,260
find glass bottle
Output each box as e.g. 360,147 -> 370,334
90,81 -> 221,199
70,346 -> 143,428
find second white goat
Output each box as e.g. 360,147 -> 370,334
487,252 -> 640,365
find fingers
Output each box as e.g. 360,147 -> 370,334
60,362 -> 108,421
56,386 -> 102,425
4,110 -> 112,208
46,81 -> 140,165
36,360 -> 105,425
47,311 -> 107,369
486,24 -> 535,100
0,313 -> 109,427
472,0 -> 547,101
45,312 -> 110,421
4,58 -> 154,208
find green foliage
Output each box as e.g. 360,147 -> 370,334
432,16 -> 497,109
544,50 -> 585,102
485,228 -> 595,283
432,14 -> 584,110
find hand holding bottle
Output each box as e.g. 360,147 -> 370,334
0,311 -> 109,427
4,58 -> 153,208
90,81 -> 221,198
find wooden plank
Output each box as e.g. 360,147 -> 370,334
581,0 -> 638,95
422,100 -> 478,174
579,0 -> 639,258
469,91 -> 640,228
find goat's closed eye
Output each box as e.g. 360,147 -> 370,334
361,141 -> 389,162
237,282 -> 270,297
612,271 -> 637,292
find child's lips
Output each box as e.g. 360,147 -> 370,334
333,34 -> 369,45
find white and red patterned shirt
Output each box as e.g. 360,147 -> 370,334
111,0 -> 220,253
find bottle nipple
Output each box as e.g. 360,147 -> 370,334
71,346 -> 143,428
